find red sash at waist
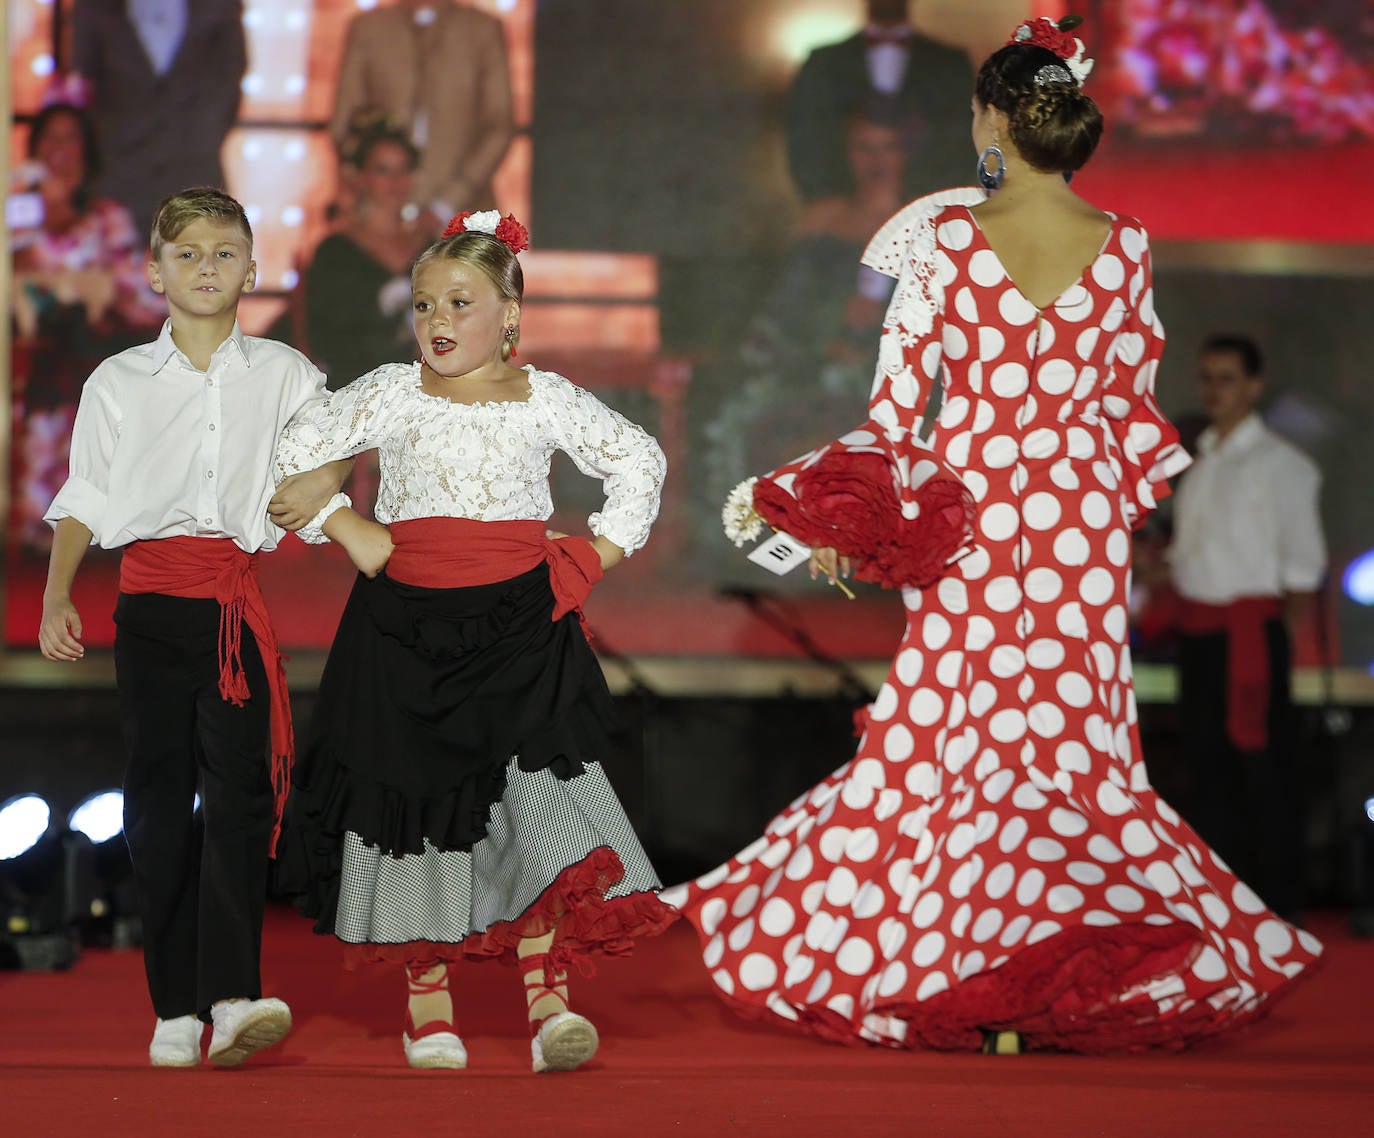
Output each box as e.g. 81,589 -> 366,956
120,537 -> 293,855
385,518 -> 604,625
1178,595 -> 1284,753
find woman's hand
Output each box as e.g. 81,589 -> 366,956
323,509 -> 394,578
809,546 -> 851,585
270,461 -> 352,531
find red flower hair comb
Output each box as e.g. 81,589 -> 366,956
441,210 -> 530,254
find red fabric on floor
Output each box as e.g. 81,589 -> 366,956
0,907 -> 1369,1137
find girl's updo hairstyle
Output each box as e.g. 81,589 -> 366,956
412,231 -> 524,304
974,44 -> 1103,174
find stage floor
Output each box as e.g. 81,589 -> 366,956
1,908 -> 1370,1137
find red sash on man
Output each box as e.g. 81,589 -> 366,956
385,518 -> 604,630
120,537 -> 293,855
1177,595 -> 1284,753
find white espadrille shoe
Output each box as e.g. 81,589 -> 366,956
149,1015 -> 203,1067
531,1011 -> 599,1074
207,997 -> 292,1066
403,1016 -> 469,1069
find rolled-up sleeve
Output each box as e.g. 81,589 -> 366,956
1276,455 -> 1325,592
44,371 -> 121,542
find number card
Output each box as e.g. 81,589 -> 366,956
746,531 -> 811,575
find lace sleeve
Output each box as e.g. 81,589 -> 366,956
273,364 -> 402,543
544,373 -> 665,555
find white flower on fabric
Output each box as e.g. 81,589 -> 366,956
723,476 -> 765,547
463,210 -> 502,235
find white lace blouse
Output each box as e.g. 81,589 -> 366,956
274,363 -> 665,554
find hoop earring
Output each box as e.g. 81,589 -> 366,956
501,324 -> 519,361
977,143 -> 1005,193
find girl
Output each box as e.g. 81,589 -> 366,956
273,211 -> 673,1072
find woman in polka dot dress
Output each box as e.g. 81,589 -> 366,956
663,20 -> 1322,1053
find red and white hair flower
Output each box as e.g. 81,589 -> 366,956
1009,15 -> 1094,86
441,210 -> 530,254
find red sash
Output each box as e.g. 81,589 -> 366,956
1178,595 -> 1284,752
385,517 -> 604,626
120,537 -> 293,855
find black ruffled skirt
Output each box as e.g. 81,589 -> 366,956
275,565 -> 672,964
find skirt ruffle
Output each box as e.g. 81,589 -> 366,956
340,845 -> 677,972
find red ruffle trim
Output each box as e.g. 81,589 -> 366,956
339,845 -> 677,974
753,450 -> 975,590
703,919 -> 1318,1053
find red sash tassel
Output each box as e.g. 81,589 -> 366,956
120,538 -> 294,856
1178,596 -> 1284,752
385,517 -> 604,633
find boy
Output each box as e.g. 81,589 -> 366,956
40,187 -> 343,1067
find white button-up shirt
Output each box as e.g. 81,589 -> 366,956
863,26 -> 912,95
1169,412 -> 1326,604
46,320 -> 329,552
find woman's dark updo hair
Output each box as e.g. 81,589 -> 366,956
974,44 -> 1103,173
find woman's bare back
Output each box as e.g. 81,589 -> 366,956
968,195 -> 1111,309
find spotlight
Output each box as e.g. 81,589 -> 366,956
67,791 -> 141,950
0,794 -> 52,861
1344,549 -> 1374,607
68,791 -> 124,845
0,794 -> 89,970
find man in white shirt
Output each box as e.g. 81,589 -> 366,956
1168,334 -> 1326,921
40,188 -> 344,1068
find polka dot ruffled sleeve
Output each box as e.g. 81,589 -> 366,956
1099,227 -> 1191,528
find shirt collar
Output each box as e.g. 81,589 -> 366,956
1198,411 -> 1264,457
150,319 -> 253,373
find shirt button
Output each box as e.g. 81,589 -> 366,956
204,517 -> 213,525
207,470 -> 215,479
208,423 -> 217,431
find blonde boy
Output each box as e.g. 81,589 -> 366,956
40,187 -> 342,1068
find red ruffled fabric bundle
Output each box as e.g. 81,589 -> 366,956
752,447 -> 975,589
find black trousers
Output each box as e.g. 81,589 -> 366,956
114,592 -> 273,1020
1177,618 -> 1305,918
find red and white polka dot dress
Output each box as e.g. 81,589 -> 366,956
664,205 -> 1322,1052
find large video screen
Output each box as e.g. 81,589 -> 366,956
7,0 -> 1374,669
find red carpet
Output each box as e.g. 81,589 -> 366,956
1,908 -> 1370,1137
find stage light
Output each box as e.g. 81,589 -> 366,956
1365,796 -> 1374,824
0,794 -> 52,861
1344,550 -> 1374,606
68,792 -> 124,845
